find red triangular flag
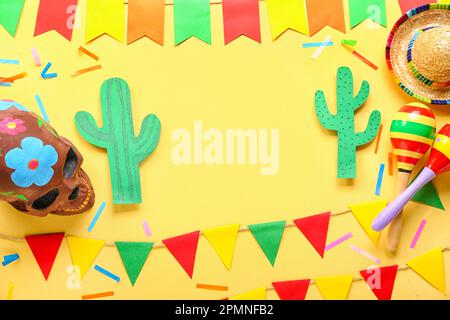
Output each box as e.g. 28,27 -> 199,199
162,231 -> 200,278
293,212 -> 331,258
223,0 -> 261,44
272,279 -> 310,300
34,0 -> 79,41
360,265 -> 398,300
25,233 -> 65,280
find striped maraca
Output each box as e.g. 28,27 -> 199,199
386,103 -> 436,252
373,123 -> 450,232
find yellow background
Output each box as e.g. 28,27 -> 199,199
0,0 -> 449,300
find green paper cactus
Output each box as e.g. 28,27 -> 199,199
315,67 -> 381,179
75,78 -> 161,204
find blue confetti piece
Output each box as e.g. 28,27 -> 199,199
94,265 -> 120,282
35,94 -> 50,123
2,254 -> 19,267
0,59 -> 20,65
88,201 -> 106,232
375,163 -> 385,196
0,82 -> 12,87
41,62 -> 57,79
302,41 -> 334,48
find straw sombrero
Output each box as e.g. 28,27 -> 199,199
386,4 -> 450,105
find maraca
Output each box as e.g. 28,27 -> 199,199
386,103 -> 436,252
373,123 -> 450,232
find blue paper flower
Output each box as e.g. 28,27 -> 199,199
5,137 -> 58,188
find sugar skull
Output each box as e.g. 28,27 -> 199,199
0,100 -> 95,217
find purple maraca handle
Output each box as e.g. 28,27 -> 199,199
372,167 -> 436,232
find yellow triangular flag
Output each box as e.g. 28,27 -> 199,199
86,0 -> 125,43
407,247 -> 446,294
230,287 -> 266,300
349,199 -> 387,244
314,275 -> 353,300
67,236 -> 105,279
266,0 -> 309,39
203,224 -> 240,270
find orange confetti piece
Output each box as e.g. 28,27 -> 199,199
388,152 -> 394,176
196,284 -> 229,291
81,291 -> 114,300
374,124 -> 384,154
352,51 -> 378,70
1,72 -> 28,83
71,65 -> 102,77
79,46 -> 100,61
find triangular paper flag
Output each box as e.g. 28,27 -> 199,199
66,236 -> 105,279
314,275 -> 353,300
411,180 -> 445,210
163,231 -> 200,278
266,0 -> 309,39
25,233 -> 65,280
360,265 -> 398,300
173,0 -> 211,45
86,0 -> 125,43
407,247 -> 446,293
272,279 -> 310,300
294,212 -> 330,258
348,0 -> 387,28
349,199 -> 387,244
0,0 -> 25,37
115,242 -> 154,286
229,287 -> 266,300
248,221 -> 286,266
305,0 -> 346,36
203,224 -> 240,270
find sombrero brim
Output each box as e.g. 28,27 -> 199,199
386,4 -> 450,105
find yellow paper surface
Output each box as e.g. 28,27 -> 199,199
349,199 -> 387,244
407,247 -> 446,294
229,287 -> 266,300
86,0 -> 124,43
266,0 -> 309,39
0,0 -> 450,300
67,236 -> 105,279
314,275 -> 353,300
203,224 -> 240,270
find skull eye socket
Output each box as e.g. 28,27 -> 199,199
63,148 -> 78,178
68,186 -> 80,200
32,189 -> 59,210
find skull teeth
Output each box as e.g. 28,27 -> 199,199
61,174 -> 92,213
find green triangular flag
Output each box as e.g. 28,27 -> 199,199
348,0 -> 387,29
173,0 -> 211,45
116,242 -> 154,286
0,0 -> 25,37
412,181 -> 445,211
248,221 -> 286,266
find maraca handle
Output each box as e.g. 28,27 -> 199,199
372,167 -> 436,232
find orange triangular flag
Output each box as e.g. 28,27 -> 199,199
305,0 -> 346,36
127,0 -> 165,45
25,233 -> 65,280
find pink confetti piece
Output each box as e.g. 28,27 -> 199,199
410,219 -> 427,249
31,48 -> 41,67
325,232 -> 352,251
142,220 -> 152,236
350,245 -> 381,264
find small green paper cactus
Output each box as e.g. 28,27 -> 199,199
75,78 -> 161,204
315,67 -> 381,179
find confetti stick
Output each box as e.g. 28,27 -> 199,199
3,253 -> 19,262
1,72 -> 28,83
7,282 -> 14,300
388,152 -> 394,176
350,245 -> 381,264
312,35 -> 332,60
375,163 -> 385,196
142,220 -> 152,236
81,291 -> 114,300
374,124 -> 384,154
0,82 -> 12,87
341,39 -> 357,47
0,59 -> 19,65
410,219 -> 427,249
31,48 -> 41,66
94,265 -> 120,282
352,50 -> 378,70
35,95 -> 50,123
79,46 -> 100,61
303,41 -> 333,48
325,232 -> 352,251
88,201 -> 106,232
41,62 -> 57,79
71,65 -> 102,77
196,284 -> 229,291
